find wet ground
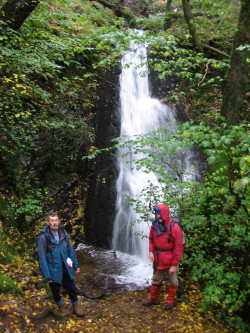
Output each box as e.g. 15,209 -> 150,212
74,244 -> 152,297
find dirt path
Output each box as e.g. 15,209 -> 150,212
0,287 -> 234,332
0,255 -> 235,332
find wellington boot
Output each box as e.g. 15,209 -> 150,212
165,286 -> 177,310
142,285 -> 161,306
142,299 -> 160,306
72,303 -> 84,317
164,302 -> 175,310
58,304 -> 70,316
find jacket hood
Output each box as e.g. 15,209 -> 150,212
42,225 -> 48,233
154,204 -> 171,225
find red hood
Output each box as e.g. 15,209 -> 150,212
156,204 -> 171,225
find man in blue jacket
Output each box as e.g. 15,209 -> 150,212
37,214 -> 83,316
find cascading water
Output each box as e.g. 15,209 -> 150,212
111,38 -> 183,285
75,36 -> 199,292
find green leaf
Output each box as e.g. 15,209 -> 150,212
207,155 -> 216,164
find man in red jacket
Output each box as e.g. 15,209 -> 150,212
142,204 -> 183,310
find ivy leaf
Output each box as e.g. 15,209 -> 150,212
207,155 -> 216,164
202,141 -> 210,148
234,178 -> 249,190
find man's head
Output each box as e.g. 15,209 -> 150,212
153,207 -> 163,224
47,214 -> 60,233
154,205 -> 171,225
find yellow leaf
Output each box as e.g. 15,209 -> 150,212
233,179 -> 240,188
242,178 -> 249,185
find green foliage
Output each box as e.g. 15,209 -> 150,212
147,33 -> 230,103
180,121 -> 249,327
0,239 -> 13,265
189,0 -> 240,44
93,28 -> 230,113
114,120 -> 249,328
0,0 -> 124,230
134,14 -> 165,32
93,29 -> 149,68
0,221 -> 25,264
0,0 -> 247,328
0,274 -> 23,294
182,121 -> 250,216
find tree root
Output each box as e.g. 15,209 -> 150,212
11,305 -> 65,320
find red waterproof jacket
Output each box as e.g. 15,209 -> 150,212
149,204 -> 183,269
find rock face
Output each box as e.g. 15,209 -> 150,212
123,0 -> 147,15
149,69 -> 190,123
83,66 -> 121,249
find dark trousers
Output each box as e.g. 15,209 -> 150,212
49,268 -> 78,305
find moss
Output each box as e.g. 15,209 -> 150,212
0,274 -> 23,295
0,234 -> 14,264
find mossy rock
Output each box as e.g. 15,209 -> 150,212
0,274 -> 23,295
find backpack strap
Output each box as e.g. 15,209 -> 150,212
62,228 -> 70,246
168,218 -> 181,243
41,233 -> 52,252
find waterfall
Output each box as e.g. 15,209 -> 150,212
112,41 -> 178,263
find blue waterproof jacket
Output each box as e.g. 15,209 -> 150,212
37,226 -> 79,283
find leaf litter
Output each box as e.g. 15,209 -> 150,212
0,255 -> 234,332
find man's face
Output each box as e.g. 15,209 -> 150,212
156,212 -> 164,224
48,215 -> 60,232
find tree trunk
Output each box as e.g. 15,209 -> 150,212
166,0 -> 172,12
89,0 -> 135,19
181,0 -> 203,52
163,0 -> 182,30
0,0 -> 40,30
220,0 -> 250,124
164,0 -> 173,30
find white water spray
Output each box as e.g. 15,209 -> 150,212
112,39 -> 176,259
112,33 -> 199,285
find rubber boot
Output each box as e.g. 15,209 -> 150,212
72,303 -> 84,317
58,304 -> 70,316
165,286 -> 177,310
142,285 -> 161,306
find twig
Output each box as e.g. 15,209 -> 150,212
198,61 -> 209,87
203,44 -> 230,58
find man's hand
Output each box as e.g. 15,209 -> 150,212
169,266 -> 177,274
75,267 -> 80,274
149,252 -> 154,262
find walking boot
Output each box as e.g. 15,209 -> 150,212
58,304 -> 70,316
165,286 -> 177,310
142,285 -> 161,306
72,303 -> 84,317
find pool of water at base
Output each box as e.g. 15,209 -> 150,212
74,244 -> 153,297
